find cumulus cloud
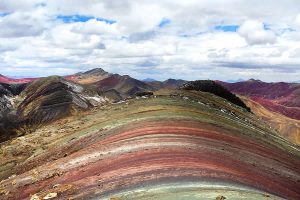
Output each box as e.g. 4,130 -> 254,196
0,0 -> 41,12
0,11 -> 45,37
0,0 -> 300,82
238,20 -> 277,45
128,31 -> 156,43
289,48 -> 300,58
70,19 -> 120,35
295,14 -> 300,29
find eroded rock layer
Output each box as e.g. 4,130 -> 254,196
0,90 -> 299,199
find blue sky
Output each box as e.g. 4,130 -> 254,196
0,12 -> 10,17
158,18 -> 171,28
215,25 -> 239,32
0,0 -> 299,82
56,15 -> 116,24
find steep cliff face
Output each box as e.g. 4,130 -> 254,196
0,89 -> 299,199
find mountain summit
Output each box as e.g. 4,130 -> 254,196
66,68 -> 111,84
76,68 -> 109,76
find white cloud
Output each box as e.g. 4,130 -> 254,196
0,11 -> 46,37
0,0 -> 42,12
71,19 -> 120,36
49,24 -> 106,50
295,14 -> 300,27
238,20 -> 277,45
289,48 -> 300,58
0,0 -> 299,81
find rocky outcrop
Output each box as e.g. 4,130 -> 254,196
0,76 -> 107,143
18,76 -> 105,125
181,80 -> 251,111
0,83 -> 27,142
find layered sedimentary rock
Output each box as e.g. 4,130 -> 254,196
0,76 -> 107,143
0,89 -> 299,199
0,83 -> 27,141
220,80 -> 300,145
220,80 -> 300,120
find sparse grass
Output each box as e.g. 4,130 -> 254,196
15,124 -> 41,137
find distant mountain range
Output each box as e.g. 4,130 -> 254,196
0,68 -> 167,141
220,80 -> 300,119
1,68 -> 300,145
219,79 -> 300,144
0,74 -> 37,84
146,78 -> 187,90
225,78 -> 245,83
1,68 -> 300,199
142,78 -> 157,82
